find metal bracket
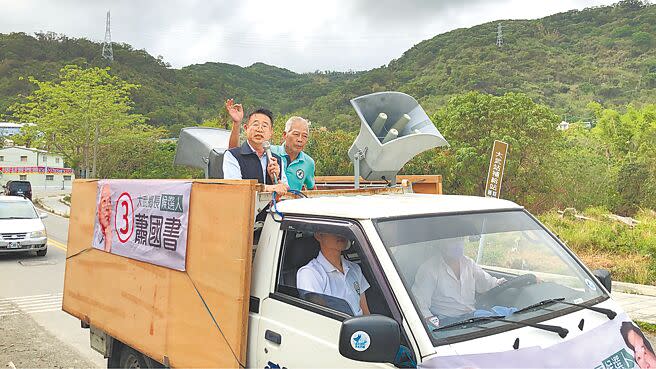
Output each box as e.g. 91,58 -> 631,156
353,147 -> 367,190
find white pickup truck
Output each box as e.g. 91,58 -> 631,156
63,92 -> 650,368
65,183 -> 644,368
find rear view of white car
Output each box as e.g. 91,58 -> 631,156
0,195 -> 48,256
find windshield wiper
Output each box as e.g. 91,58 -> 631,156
1,217 -> 32,219
515,298 -> 616,320
433,315 -> 568,338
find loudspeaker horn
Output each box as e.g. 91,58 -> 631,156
174,127 -> 232,179
348,91 -> 449,184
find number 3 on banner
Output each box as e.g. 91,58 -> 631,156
114,192 -> 134,244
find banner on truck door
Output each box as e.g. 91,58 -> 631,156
92,179 -> 191,271
420,314 -> 655,369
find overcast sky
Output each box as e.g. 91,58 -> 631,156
0,0 -> 617,73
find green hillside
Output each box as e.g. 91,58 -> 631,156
1,0 -> 655,133
302,0 -> 656,125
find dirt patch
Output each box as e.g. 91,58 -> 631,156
0,307 -> 97,368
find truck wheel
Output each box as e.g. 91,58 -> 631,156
36,247 -> 47,257
117,346 -> 148,369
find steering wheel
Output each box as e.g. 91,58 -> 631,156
476,273 -> 538,310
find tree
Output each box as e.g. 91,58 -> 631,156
430,92 -> 562,211
581,103 -> 656,214
304,128 -> 356,176
10,65 -> 164,178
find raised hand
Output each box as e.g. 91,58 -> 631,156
225,98 -> 244,123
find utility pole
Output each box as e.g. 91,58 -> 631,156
102,10 -> 114,62
496,23 -> 504,47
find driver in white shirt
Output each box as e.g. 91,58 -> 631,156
411,237 -> 505,326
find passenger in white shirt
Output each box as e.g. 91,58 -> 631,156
411,238 -> 505,324
296,233 -> 371,316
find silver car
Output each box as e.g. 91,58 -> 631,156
0,195 -> 48,256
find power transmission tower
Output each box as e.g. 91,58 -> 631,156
496,23 -> 503,47
102,10 -> 114,61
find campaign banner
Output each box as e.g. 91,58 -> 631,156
0,166 -> 74,174
92,179 -> 191,271
421,313 -> 654,369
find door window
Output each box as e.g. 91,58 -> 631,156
275,222 -> 394,320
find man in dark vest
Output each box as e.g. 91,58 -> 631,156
222,107 -> 289,193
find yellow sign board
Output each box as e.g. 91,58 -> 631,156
485,140 -> 508,198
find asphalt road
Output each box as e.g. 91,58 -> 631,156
0,210 -> 105,368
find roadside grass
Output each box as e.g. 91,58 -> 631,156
636,321 -> 656,335
539,208 -> 656,286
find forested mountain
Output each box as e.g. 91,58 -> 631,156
1,0 -> 654,133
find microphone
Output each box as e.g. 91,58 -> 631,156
262,141 -> 278,184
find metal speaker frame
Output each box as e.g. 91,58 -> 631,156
174,127 -> 232,179
347,91 -> 449,185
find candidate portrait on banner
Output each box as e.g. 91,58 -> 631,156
92,182 -> 113,252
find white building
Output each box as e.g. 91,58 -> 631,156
0,143 -> 75,190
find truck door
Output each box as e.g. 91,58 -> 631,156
255,218 -> 415,368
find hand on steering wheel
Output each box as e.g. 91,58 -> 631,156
476,273 -> 538,310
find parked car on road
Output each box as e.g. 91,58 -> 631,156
3,180 -> 33,200
0,195 -> 48,256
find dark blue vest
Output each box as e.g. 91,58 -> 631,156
228,142 -> 282,185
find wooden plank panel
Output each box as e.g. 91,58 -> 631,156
314,174 -> 442,194
63,179 -> 257,368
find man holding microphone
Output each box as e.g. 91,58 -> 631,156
222,99 -> 288,193
226,99 -> 315,191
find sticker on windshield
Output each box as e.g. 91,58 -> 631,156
351,331 -> 371,352
585,278 -> 597,291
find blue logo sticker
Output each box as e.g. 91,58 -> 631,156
351,331 -> 371,352
585,278 -> 597,291
296,169 -> 305,179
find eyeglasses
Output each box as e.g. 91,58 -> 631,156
249,122 -> 271,130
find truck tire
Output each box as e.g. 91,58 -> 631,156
109,344 -> 164,369
117,346 -> 148,369
36,247 -> 47,256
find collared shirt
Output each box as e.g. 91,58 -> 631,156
270,144 -> 315,191
296,251 -> 370,316
411,254 -> 501,318
223,141 -> 288,184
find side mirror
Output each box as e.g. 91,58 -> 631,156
39,213 -> 49,219
593,269 -> 612,292
339,315 -> 400,363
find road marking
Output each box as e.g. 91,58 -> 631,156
0,293 -> 63,317
48,237 -> 68,251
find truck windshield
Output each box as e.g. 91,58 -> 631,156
375,210 -> 607,345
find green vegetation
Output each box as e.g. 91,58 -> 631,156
10,65 -> 164,178
539,208 -> 656,285
2,1 -> 655,134
636,321 -> 656,334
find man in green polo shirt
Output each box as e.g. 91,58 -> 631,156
225,99 -> 315,191
270,116 -> 315,191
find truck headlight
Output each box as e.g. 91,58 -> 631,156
30,230 -> 47,238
